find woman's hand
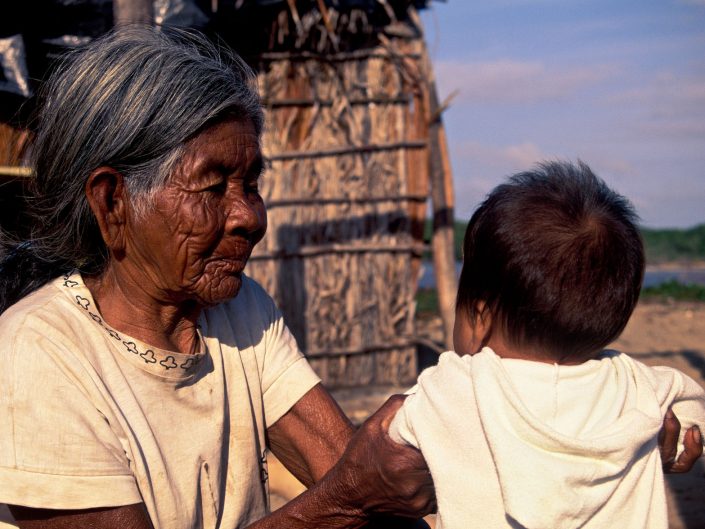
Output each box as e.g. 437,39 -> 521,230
658,407 -> 703,473
328,394 -> 436,518
246,394 -> 435,529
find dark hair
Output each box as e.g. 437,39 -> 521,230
0,26 -> 263,315
457,160 -> 644,362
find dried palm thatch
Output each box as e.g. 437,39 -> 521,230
244,4 -> 446,387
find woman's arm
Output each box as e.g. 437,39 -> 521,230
267,384 -> 354,487
251,394 -> 435,529
8,504 -> 154,529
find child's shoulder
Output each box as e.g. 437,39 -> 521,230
416,348 -> 506,393
406,350 -> 478,402
437,349 -> 472,367
600,349 -> 705,403
418,350 -> 473,383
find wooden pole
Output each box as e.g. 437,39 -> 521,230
113,0 -> 154,26
428,78 -> 458,350
0,166 -> 32,178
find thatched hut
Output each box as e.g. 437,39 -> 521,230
0,0 -> 457,388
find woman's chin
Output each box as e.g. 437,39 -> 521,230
192,274 -> 243,307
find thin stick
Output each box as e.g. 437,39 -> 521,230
266,140 -> 427,161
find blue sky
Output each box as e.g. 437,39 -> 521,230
421,0 -> 705,228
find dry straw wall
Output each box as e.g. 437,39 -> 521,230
247,35 -> 432,387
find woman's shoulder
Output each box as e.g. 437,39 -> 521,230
208,275 -> 275,317
0,276 -> 88,355
0,277 -> 69,328
236,274 -> 273,304
201,274 -> 280,340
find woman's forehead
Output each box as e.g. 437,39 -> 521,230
189,118 -> 260,153
173,119 -> 261,181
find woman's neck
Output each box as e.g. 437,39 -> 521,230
83,265 -> 202,355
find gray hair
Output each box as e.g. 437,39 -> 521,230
0,26 -> 263,312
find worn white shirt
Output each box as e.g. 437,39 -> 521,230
389,348 -> 705,529
0,272 -> 320,529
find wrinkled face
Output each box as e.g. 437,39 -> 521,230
124,118 -> 266,307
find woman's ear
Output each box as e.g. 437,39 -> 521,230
85,167 -> 127,252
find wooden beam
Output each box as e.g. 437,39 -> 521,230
113,0 -> 154,26
428,78 -> 458,350
264,194 -> 427,208
306,340 -> 416,358
266,140 -> 427,162
0,166 -> 31,178
262,95 -> 411,108
249,242 -> 427,260
258,50 -> 422,62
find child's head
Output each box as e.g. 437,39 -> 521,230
455,160 -> 644,364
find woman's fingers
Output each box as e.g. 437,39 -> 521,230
367,394 -> 407,433
665,425 -> 703,474
367,395 -> 436,515
659,407 -> 703,474
658,407 -> 680,467
332,394 -> 436,518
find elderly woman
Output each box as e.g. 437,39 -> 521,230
0,28 -> 432,529
0,26 -> 697,529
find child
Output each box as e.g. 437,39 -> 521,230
389,161 -> 705,529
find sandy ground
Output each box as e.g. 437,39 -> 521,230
269,300 -> 705,528
1,301 -> 703,527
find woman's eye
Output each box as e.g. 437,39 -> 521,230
205,181 -> 226,194
246,179 -> 260,193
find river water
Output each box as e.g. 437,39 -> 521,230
418,262 -> 705,290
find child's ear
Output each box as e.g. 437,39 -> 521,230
453,302 -> 494,355
475,301 -> 494,346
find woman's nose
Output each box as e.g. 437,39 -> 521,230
226,197 -> 267,238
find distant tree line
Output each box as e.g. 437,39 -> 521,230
641,224 -> 705,264
424,221 -> 705,264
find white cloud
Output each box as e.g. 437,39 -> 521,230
448,139 -> 648,219
434,59 -> 616,104
608,74 -> 705,107
504,142 -> 547,168
605,74 -> 705,139
448,140 -> 550,216
628,184 -> 705,228
451,140 -> 640,186
591,158 -> 637,179
453,139 -> 547,169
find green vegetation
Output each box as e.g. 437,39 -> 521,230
417,222 -> 705,314
422,220 -> 467,260
641,224 -> 705,264
416,281 -> 705,320
424,220 -> 705,264
640,280 -> 705,302
415,288 -> 439,316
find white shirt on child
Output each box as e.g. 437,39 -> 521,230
389,348 -> 705,529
